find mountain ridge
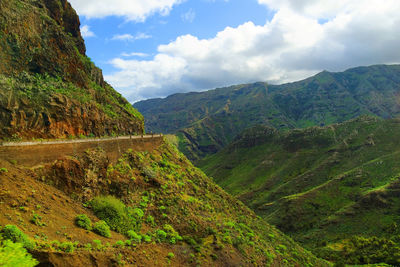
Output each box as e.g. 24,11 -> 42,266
134,64 -> 400,161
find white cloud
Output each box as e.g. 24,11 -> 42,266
121,52 -> 149,58
69,0 -> 184,21
181,8 -> 195,23
111,33 -> 152,41
80,25 -> 95,38
105,0 -> 400,102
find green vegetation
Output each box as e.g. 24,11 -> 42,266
92,221 -> 111,238
134,64 -> 400,161
30,212 -> 46,227
90,196 -> 142,235
27,140 -> 328,265
75,214 -> 92,230
200,116 -> 400,265
0,240 -> 38,267
1,225 -> 35,250
321,235 -> 400,266
126,231 -> 142,243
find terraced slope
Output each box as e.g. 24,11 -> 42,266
134,65 -> 400,161
200,116 -> 400,265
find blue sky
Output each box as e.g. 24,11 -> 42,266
69,0 -> 400,102
79,0 -> 273,75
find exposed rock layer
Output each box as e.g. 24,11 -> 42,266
0,0 -> 144,139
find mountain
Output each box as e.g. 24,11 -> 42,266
134,65 -> 400,161
199,116 -> 400,265
0,0 -> 143,140
0,1 -> 329,266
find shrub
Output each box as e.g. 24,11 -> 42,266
114,240 -> 125,248
93,221 -> 111,238
1,225 -> 35,250
90,196 -> 135,234
167,252 -> 174,259
0,240 -> 38,267
143,234 -> 152,243
75,214 -> 92,230
92,240 -> 102,249
131,208 -> 144,221
127,231 -> 142,243
156,230 -> 167,242
0,168 -> 8,173
145,215 -> 155,226
30,213 -> 45,227
163,224 -> 182,244
59,242 -> 76,253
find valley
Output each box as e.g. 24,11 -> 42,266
1,0 -> 399,266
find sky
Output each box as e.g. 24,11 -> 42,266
69,0 -> 400,103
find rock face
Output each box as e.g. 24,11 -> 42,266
0,0 -> 144,140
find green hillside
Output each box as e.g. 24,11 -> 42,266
134,65 -> 400,161
199,116 -> 400,265
0,0 -> 331,266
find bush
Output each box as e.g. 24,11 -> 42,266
167,252 -> 174,259
75,214 -> 92,230
90,196 -> 135,234
1,225 -> 35,250
114,240 -> 125,248
143,234 -> 152,243
163,224 -> 182,244
93,221 -> 111,238
127,230 -> 142,243
156,230 -> 167,242
0,240 -> 38,267
59,242 -> 76,253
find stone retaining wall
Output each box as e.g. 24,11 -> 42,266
0,136 -> 164,167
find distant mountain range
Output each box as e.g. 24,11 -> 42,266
134,64 -> 400,161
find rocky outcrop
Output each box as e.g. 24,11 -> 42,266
0,0 -> 144,140
0,88 -> 142,139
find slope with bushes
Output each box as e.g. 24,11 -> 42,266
200,116 -> 400,265
0,139 -> 328,266
134,65 -> 400,161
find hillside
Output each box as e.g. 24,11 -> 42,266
134,65 -> 400,161
0,0 -> 331,266
200,116 -> 400,265
0,139 -> 328,266
0,0 -> 143,140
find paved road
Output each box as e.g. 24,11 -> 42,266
0,134 -> 163,147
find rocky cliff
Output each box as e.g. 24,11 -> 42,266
0,0 -> 144,140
